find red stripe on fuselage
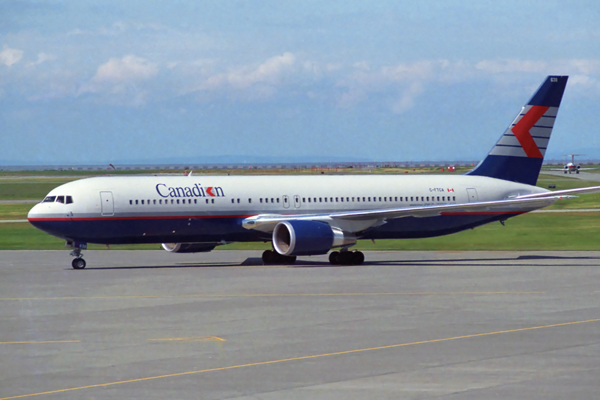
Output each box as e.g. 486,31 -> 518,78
28,215 -> 254,222
440,211 -> 527,216
511,106 -> 549,158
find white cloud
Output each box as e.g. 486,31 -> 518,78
92,55 -> 159,84
475,59 -> 548,74
27,53 -> 56,67
77,55 -> 159,106
202,52 -> 296,91
0,45 -> 24,67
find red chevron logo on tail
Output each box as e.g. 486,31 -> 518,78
511,106 -> 549,158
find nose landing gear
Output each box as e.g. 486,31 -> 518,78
67,241 -> 87,269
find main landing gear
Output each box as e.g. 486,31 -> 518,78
329,250 -> 365,266
261,249 -> 365,266
262,250 -> 297,265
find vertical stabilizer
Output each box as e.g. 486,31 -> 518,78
467,76 -> 568,185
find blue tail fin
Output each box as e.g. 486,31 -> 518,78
467,76 -> 568,185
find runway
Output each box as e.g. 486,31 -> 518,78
2,250 -> 600,399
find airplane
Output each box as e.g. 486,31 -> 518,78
28,75 -> 600,269
546,154 -> 596,174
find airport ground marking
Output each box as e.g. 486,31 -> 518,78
2,317 -> 600,400
148,336 -> 225,342
0,291 -> 545,301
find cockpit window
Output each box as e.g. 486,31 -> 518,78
42,196 -> 56,203
66,196 -> 73,204
56,196 -> 65,204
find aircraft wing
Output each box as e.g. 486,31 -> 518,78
242,195 -> 565,234
516,185 -> 600,199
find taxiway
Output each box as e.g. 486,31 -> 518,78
1,250 -> 600,399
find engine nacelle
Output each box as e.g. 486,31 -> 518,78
161,243 -> 217,253
272,220 -> 356,256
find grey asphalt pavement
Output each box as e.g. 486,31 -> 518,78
2,250 -> 600,399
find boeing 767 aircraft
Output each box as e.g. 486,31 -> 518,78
28,76 -> 600,269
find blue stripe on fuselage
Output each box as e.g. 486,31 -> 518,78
30,212 -> 522,244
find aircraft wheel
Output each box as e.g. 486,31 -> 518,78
352,251 -> 365,265
262,250 -> 275,264
576,170 -> 580,174
72,258 -> 86,270
329,251 -> 340,265
280,254 -> 297,265
338,251 -> 354,265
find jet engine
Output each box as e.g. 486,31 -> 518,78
272,220 -> 356,256
161,243 -> 217,253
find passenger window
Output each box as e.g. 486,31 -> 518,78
141,200 -> 144,205
248,198 -> 252,203
129,200 -> 133,205
211,199 -> 214,204
136,200 -> 139,205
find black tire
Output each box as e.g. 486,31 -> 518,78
262,250 -> 275,264
282,255 -> 297,265
72,258 -> 86,269
338,251 -> 353,265
352,251 -> 365,265
329,251 -> 340,265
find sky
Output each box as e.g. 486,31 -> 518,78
2,0 -> 600,166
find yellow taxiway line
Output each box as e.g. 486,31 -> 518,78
2,317 -> 599,400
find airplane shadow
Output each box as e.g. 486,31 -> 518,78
79,254 -> 600,270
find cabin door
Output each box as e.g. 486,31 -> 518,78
466,188 -> 478,202
100,191 -> 114,216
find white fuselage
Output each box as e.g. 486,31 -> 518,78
28,174 -> 548,245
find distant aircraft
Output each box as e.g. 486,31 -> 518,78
28,76 -> 600,269
547,154 -> 596,174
